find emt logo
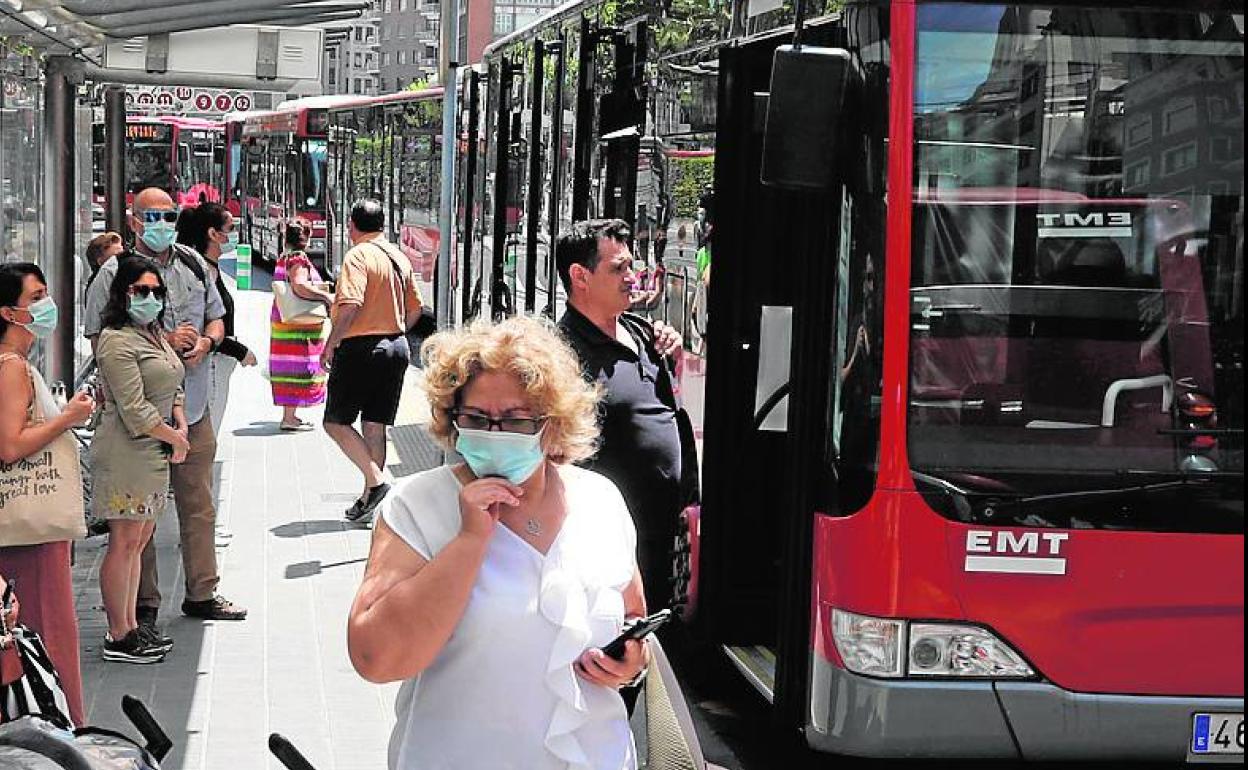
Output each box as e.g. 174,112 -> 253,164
964,530 -> 1070,575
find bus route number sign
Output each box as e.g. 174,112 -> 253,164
1191,713 -> 1244,756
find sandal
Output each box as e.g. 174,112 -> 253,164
279,420 -> 315,432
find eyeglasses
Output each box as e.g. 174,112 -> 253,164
449,409 -> 546,435
128,285 -> 168,300
141,210 -> 179,225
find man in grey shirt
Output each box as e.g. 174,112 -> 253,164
85,187 -> 248,639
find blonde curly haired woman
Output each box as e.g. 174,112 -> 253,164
348,315 -> 648,770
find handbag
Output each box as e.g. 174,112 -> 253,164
0,623 -> 74,730
0,358 -> 86,547
272,280 -> 328,325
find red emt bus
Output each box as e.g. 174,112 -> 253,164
454,0 -> 1243,759
92,115 -> 226,209
232,99 -> 335,269
690,2 -> 1244,761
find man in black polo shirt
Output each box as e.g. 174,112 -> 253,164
556,219 -> 686,611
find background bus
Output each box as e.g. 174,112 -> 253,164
450,0 -> 1245,761
234,101 -> 334,269
91,115 -> 226,211
324,87 -> 445,306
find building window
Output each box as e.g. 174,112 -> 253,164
328,48 -> 337,61
328,68 -> 337,86
1162,141 -> 1198,176
354,78 -> 363,92
1125,115 -> 1152,149
354,27 -> 363,42
1124,159 -> 1149,188
384,0 -> 392,10
1163,96 -> 1198,135
398,50 -> 407,65
355,52 -> 363,67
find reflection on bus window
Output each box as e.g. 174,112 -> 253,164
909,4 -> 1244,533
301,139 -> 327,209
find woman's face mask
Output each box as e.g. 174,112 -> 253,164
455,426 -> 547,484
6,296 -> 58,339
127,294 -> 164,325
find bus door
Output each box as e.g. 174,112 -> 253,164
458,68 -> 485,323
698,19 -> 853,727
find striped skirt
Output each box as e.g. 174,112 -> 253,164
270,320 -> 329,407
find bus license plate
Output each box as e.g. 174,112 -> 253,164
1191,713 -> 1244,755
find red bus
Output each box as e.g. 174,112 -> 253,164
233,99 -> 338,269
687,3 -> 1243,761
458,0 -> 1244,761
92,115 -> 226,210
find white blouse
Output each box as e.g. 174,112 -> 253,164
381,464 -> 639,770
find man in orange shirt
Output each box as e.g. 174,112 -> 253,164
321,199 -> 423,522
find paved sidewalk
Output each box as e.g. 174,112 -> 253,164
73,271 -> 442,770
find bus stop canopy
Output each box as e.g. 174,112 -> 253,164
0,0 -> 367,55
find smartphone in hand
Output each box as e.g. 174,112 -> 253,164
602,609 -> 671,660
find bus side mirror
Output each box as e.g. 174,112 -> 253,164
761,45 -> 852,191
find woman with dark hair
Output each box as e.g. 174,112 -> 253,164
0,262 -> 93,722
176,202 -> 257,434
270,219 -> 333,431
91,256 -> 190,664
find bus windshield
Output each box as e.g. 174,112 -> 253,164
301,139 -> 327,210
127,141 -> 173,195
908,5 -> 1244,530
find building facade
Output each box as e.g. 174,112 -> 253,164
377,0 -> 442,93
322,9 -> 382,96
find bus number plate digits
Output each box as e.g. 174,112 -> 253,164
1191,713 -> 1244,755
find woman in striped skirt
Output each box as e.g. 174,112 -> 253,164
271,221 -> 334,431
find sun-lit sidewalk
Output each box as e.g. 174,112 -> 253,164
71,267 -> 442,770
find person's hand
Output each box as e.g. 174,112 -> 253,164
855,324 -> 870,357
170,324 -> 199,351
62,391 -> 96,426
183,336 -> 212,366
168,429 -> 190,464
575,638 -> 648,689
170,446 -> 189,465
242,350 -> 258,367
320,343 -> 336,371
457,476 -> 523,542
652,320 -> 683,359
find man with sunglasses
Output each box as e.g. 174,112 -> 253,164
555,218 -> 694,612
84,187 -> 247,634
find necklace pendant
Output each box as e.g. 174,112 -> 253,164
525,518 -> 542,536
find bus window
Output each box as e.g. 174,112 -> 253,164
300,139 -> 327,210
909,5 -> 1243,532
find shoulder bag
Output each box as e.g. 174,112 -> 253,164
272,254 -> 329,325
0,357 -> 86,547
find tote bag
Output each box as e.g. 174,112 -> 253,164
0,625 -> 74,730
0,359 -> 86,547
272,280 -> 328,325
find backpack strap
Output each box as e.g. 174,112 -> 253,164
171,244 -> 207,286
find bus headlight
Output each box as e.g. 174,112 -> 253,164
830,610 -> 1036,679
832,609 -> 904,678
908,623 -> 1034,678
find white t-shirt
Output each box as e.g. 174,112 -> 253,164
381,464 -> 639,770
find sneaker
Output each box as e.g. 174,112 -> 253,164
102,630 -> 165,664
182,595 -> 247,621
137,621 -> 174,654
345,482 -> 390,524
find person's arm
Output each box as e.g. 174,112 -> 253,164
288,260 -> 334,306
348,477 -> 521,683
0,359 -> 93,464
403,276 -> 424,331
216,337 -> 251,362
574,567 -> 650,689
321,253 -> 365,368
321,304 -> 359,370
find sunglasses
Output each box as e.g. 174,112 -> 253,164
128,285 -> 168,300
141,210 -> 179,225
449,409 -> 546,435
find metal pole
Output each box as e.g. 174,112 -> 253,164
104,85 -> 126,237
42,56 -> 76,386
545,38 -> 566,319
523,38 -> 544,314
436,0 -> 460,329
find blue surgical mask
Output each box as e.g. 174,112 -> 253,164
227,231 -> 240,252
140,222 -> 177,253
127,294 -> 164,325
9,296 -> 58,339
455,426 -> 546,484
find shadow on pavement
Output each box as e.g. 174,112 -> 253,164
284,557 -> 368,580
269,520 -> 350,539
231,422 -> 288,437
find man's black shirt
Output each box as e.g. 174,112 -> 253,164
558,305 -> 682,607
